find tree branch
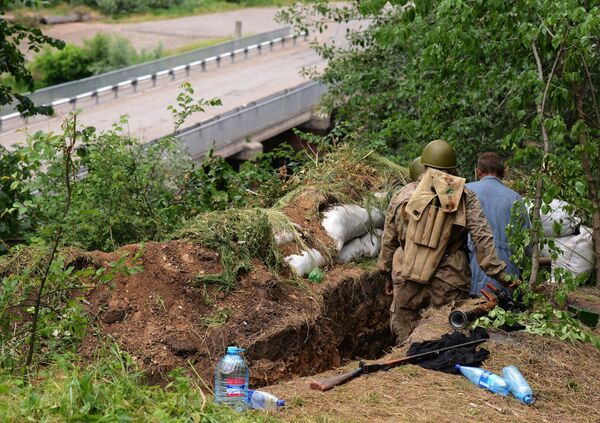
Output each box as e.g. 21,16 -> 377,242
528,42 -> 564,287
25,115 -> 77,369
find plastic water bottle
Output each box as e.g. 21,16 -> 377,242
502,365 -> 535,405
455,364 -> 510,396
247,389 -> 286,410
214,346 -> 249,411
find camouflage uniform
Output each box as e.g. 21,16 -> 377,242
377,178 -> 508,344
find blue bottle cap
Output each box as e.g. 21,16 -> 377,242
523,395 -> 535,405
454,363 -> 461,370
277,399 -> 285,407
227,346 -> 246,354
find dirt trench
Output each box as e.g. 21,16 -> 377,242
82,242 -> 394,387
245,269 -> 394,386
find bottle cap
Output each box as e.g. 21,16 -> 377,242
523,395 -> 535,405
454,364 -> 461,371
226,346 -> 246,354
277,400 -> 286,407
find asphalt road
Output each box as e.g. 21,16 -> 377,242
1,8 -> 361,149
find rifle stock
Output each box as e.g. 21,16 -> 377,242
308,338 -> 487,391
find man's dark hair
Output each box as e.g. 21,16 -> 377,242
477,152 -> 505,178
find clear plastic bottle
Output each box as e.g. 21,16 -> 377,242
501,365 -> 535,405
247,389 -> 286,410
455,364 -> 510,396
214,346 -> 249,411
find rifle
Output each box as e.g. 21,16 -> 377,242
309,338 -> 487,391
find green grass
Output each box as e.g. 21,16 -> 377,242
164,36 -> 233,57
200,307 -> 232,327
0,346 -> 280,422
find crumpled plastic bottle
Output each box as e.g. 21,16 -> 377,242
308,267 -> 325,283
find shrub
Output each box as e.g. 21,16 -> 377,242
28,33 -> 163,89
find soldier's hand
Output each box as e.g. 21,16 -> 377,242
508,278 -> 523,291
385,279 -> 393,296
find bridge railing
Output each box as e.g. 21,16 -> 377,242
0,27 -> 295,129
174,80 -> 327,161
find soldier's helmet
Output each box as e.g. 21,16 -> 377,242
420,139 -> 457,169
409,156 -> 426,181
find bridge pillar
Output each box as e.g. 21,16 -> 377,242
300,111 -> 331,133
231,140 -> 263,161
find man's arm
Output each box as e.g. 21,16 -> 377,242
377,198 -> 400,275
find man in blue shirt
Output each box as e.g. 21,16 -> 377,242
467,152 -> 529,296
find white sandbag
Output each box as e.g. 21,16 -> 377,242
274,223 -> 302,245
284,248 -> 326,277
362,228 -> 384,257
541,199 -> 581,237
552,226 -> 595,279
321,205 -> 384,250
337,229 -> 383,263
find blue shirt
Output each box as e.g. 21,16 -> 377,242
466,176 -> 529,296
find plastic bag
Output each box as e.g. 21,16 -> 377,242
337,229 -> 383,263
321,205 -> 384,250
540,199 -> 581,237
284,248 -> 326,277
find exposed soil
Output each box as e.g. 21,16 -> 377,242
81,239 -> 393,386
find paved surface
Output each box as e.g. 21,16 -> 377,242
1,8 -> 362,149
43,8 -> 283,52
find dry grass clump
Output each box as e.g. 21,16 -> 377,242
0,245 -> 91,279
275,145 -> 410,211
268,306 -> 600,423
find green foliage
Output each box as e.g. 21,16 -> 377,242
29,32 -> 163,89
0,346 -> 275,422
0,0 -> 64,115
176,208 -> 284,291
0,246 -> 141,370
278,1 -> 600,174
70,0 -> 184,15
0,146 -> 32,253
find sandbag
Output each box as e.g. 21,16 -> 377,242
552,226 -> 595,279
337,229 -> 383,263
274,223 -> 302,246
321,205 -> 384,250
541,199 -> 581,237
284,248 -> 326,277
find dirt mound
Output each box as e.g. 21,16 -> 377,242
82,239 -> 393,386
80,148 -> 409,385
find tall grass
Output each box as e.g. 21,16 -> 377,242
0,345 -> 278,422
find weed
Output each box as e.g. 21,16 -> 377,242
175,208 -> 283,291
151,292 -> 167,313
201,307 -> 232,327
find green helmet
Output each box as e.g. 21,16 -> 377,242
420,139 -> 457,169
409,156 -> 426,181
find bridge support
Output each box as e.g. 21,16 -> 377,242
231,141 -> 264,161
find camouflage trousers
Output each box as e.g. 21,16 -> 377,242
390,277 -> 470,345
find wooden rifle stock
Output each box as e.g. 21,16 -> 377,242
309,338 -> 487,391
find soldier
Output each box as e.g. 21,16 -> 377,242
379,156 -> 425,297
377,140 -> 516,344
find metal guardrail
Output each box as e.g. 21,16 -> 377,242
0,27 -> 293,124
175,81 -> 327,161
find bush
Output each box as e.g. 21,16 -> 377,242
72,0 -> 184,15
29,33 -> 163,89
30,44 -> 92,87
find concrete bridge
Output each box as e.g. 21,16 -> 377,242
0,21 -> 357,159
